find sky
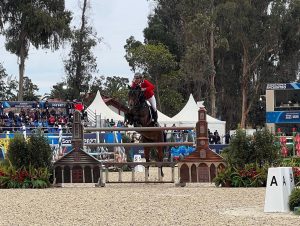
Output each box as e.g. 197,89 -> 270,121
0,0 -> 154,96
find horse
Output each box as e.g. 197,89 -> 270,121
125,86 -> 165,177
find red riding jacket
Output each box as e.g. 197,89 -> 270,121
131,79 -> 155,99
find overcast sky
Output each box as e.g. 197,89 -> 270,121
0,0 -> 154,96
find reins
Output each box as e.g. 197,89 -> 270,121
128,88 -> 152,126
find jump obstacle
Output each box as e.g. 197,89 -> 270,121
53,107 -> 225,186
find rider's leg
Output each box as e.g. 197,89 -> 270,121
147,95 -> 158,123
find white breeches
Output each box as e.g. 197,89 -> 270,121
146,95 -> 157,112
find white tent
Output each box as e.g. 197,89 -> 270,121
87,90 -> 124,122
157,110 -> 176,125
172,94 -> 226,137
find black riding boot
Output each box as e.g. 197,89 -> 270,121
153,110 -> 158,125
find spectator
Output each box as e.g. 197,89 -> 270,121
225,132 -> 231,144
65,100 -> 72,116
0,102 -> 3,116
73,100 -> 84,111
214,130 -> 221,144
32,101 -> 40,109
48,115 -> 56,127
117,120 -> 123,127
109,119 -> 115,127
209,132 -> 215,144
44,100 -> 50,117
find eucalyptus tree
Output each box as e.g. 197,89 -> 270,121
144,0 -> 185,61
216,0 -> 289,128
275,0 -> 300,81
145,0 -> 224,117
124,37 -> 177,110
0,0 -> 72,101
64,0 -> 101,101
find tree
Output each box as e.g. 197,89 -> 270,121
89,75 -> 105,95
0,63 -> 18,100
275,0 -> 300,81
159,71 -> 185,116
124,38 -> 177,110
1,0 -> 72,101
102,76 -> 129,106
50,81 -> 70,100
23,77 -> 39,101
64,0 -> 101,101
215,0 -> 288,128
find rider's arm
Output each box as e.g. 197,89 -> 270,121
143,79 -> 155,92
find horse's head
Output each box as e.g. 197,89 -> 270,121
128,85 -> 145,110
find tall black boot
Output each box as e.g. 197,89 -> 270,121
153,110 -> 158,125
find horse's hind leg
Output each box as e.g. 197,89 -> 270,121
144,147 -> 150,177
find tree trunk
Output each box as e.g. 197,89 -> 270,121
74,0 -> 87,99
155,76 -> 161,111
209,21 -> 216,117
240,46 -> 249,128
18,45 -> 26,101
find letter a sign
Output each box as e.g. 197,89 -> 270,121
264,167 -> 295,212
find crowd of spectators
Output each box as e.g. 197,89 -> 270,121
104,119 -> 125,127
0,100 -> 87,133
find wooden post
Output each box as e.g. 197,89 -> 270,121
118,168 -> 122,182
131,168 -> 135,182
171,166 -> 175,183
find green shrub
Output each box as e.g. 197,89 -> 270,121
222,128 -> 281,168
289,188 -> 300,211
252,129 -> 281,166
213,167 -> 233,187
27,129 -> 52,169
7,133 -> 29,169
7,130 -> 52,170
214,163 -> 269,187
221,128 -> 252,167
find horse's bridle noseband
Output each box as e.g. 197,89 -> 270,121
129,89 -> 146,110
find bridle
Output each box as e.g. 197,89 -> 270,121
127,87 -> 152,126
128,87 -> 146,110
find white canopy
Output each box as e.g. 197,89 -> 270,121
87,90 -> 124,121
157,110 -> 175,124
172,94 -> 226,136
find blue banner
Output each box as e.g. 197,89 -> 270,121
266,111 -> 300,123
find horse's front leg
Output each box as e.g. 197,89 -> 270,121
157,147 -> 164,177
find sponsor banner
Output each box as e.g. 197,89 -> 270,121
1,101 -> 67,108
266,111 -> 300,123
266,83 -> 300,90
59,133 -> 97,145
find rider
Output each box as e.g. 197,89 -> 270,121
131,72 -> 158,124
